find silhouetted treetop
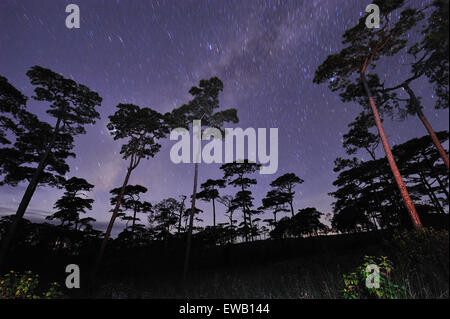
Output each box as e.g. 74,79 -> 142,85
0,75 -> 27,145
26,66 -> 102,135
107,104 -> 169,161
314,1 -> 423,88
409,0 -> 449,109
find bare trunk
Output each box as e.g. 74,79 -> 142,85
361,73 -> 422,229
177,198 -> 185,234
240,183 -> 249,242
404,84 -> 449,169
421,151 -> 449,201
248,213 -> 254,241
212,198 -> 217,244
418,108 -> 449,169
212,198 -> 216,227
178,213 -> 182,234
92,166 -> 133,280
289,200 -> 294,217
366,147 -> 402,228
131,206 -> 137,235
367,179 -> 384,229
182,162 -> 199,284
418,169 -> 446,215
0,117 -> 62,271
229,212 -> 234,244
242,211 -> 248,241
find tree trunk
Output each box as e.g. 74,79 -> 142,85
366,147 -> 402,228
92,166 -> 133,280
421,150 -> 449,201
131,206 -> 137,236
404,84 -> 449,170
240,183 -> 249,242
242,211 -> 248,242
418,169 -> 446,215
177,197 -> 185,234
229,212 -> 234,244
360,73 -> 422,229
0,117 -> 62,271
212,198 -> 216,227
178,213 -> 182,234
289,200 -> 294,217
367,179 -> 384,230
182,162 -> 199,284
370,213 -> 379,230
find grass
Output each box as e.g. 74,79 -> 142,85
93,229 -> 449,299
3,228 -> 448,299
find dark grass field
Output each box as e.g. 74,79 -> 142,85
88,228 -> 448,299
3,228 -> 448,299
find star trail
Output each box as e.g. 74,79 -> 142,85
0,0 -> 447,236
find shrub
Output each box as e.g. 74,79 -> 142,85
0,270 -> 64,299
342,256 -> 408,299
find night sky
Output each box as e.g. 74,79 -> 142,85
0,0 -> 448,236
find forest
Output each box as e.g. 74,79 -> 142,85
0,0 -> 448,299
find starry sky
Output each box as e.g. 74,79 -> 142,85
0,0 -> 448,236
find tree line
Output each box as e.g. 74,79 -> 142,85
0,67 -> 316,279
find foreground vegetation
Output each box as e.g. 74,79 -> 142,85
96,229 -> 449,299
2,228 -> 447,299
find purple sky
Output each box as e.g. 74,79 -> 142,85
0,0 -> 448,236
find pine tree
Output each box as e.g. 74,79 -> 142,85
94,103 -> 168,276
109,184 -> 152,236
0,75 -> 27,146
0,66 -> 101,269
220,160 -> 260,242
196,178 -> 226,227
269,173 -> 304,217
166,77 -> 238,282
314,1 -> 424,229
46,177 -> 95,229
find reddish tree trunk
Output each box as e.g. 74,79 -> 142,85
416,108 -> 449,169
404,85 -> 449,170
361,73 -> 422,229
